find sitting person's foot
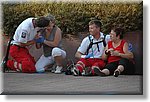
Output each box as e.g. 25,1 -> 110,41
72,67 -> 81,76
54,66 -> 63,74
113,70 -> 120,77
93,67 -> 105,76
51,64 -> 56,73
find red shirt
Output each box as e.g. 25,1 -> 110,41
107,40 -> 126,63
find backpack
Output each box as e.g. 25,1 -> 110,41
86,34 -> 106,55
64,59 -> 75,75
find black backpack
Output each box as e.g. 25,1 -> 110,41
86,35 -> 106,55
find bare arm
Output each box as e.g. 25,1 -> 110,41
111,42 -> 134,59
120,42 -> 134,59
102,44 -> 109,61
43,28 -> 61,47
75,51 -> 84,59
20,40 -> 36,47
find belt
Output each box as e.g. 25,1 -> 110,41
11,44 -> 25,48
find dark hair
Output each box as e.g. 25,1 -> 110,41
89,20 -> 102,28
35,17 -> 50,27
111,26 -> 124,39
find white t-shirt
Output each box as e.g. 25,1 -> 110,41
77,32 -> 110,58
12,18 -> 38,45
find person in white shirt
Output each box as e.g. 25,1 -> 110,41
6,16 -> 51,73
73,19 -> 110,76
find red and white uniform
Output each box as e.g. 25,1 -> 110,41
7,18 -> 38,73
12,18 -> 38,45
76,32 -> 110,74
78,32 -> 110,58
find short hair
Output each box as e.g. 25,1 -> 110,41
89,20 -> 102,28
111,26 -> 124,39
45,14 -> 55,22
35,17 -> 50,27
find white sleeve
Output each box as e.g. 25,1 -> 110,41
77,37 -> 90,54
18,29 -> 29,43
105,34 -> 111,44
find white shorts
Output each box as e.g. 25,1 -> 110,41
35,47 -> 66,72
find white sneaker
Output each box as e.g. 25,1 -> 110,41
54,66 -> 63,74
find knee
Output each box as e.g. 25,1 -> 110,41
119,58 -> 129,68
102,69 -> 110,75
120,58 -> 129,63
52,47 -> 62,57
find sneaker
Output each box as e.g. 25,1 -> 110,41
114,70 -> 120,77
51,69 -> 55,73
93,67 -> 105,76
51,64 -> 56,73
54,66 -> 63,74
72,67 -> 81,76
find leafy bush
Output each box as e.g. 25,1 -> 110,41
2,1 -> 143,36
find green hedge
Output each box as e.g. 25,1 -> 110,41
2,1 -> 143,35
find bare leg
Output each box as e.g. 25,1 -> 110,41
93,67 -> 110,76
114,65 -> 124,77
115,65 -> 124,73
54,56 -> 64,74
101,69 -> 110,75
54,56 -> 63,67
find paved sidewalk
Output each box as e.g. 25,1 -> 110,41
2,72 -> 142,95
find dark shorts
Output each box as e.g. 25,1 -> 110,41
105,58 -> 135,75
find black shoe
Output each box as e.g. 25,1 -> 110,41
114,70 -> 120,77
65,69 -> 72,75
93,67 -> 105,76
1,59 -> 9,73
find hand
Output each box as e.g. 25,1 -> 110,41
107,48 -> 114,52
85,53 -> 93,58
34,31 -> 42,39
106,48 -> 114,55
110,50 -> 120,56
34,36 -> 45,43
105,50 -> 111,55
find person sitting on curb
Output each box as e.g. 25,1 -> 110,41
72,19 -> 110,76
35,14 -> 66,74
94,26 -> 134,77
